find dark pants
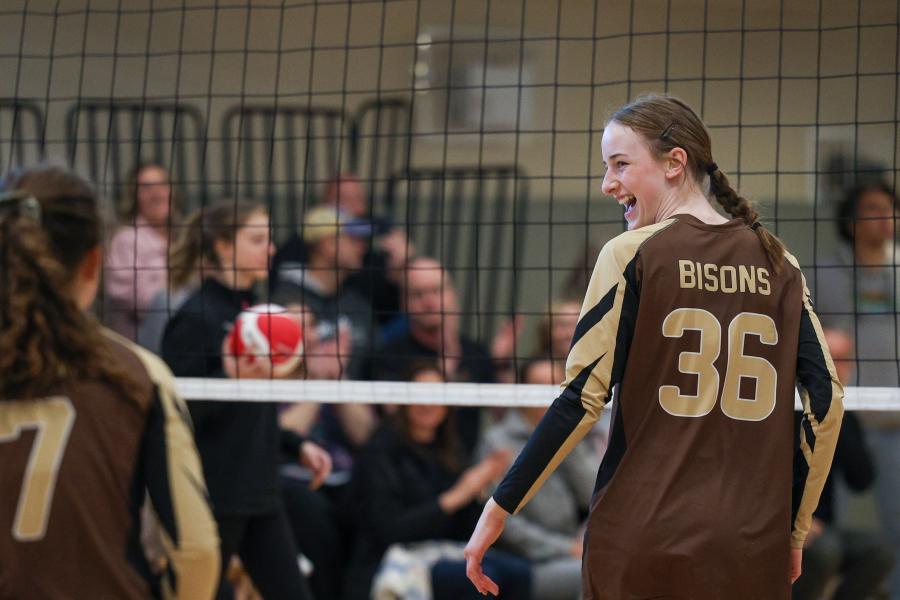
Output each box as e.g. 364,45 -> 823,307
215,508 -> 313,600
281,476 -> 344,599
793,527 -> 894,600
431,549 -> 531,600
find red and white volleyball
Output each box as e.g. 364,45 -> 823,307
228,304 -> 303,376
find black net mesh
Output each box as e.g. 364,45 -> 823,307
1,0 -> 898,387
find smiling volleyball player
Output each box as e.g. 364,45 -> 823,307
465,94 -> 844,599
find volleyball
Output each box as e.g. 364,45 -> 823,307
228,304 -> 303,376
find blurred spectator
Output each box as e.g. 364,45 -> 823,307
279,306 -> 376,470
561,242 -> 602,301
274,205 -> 377,379
365,256 -> 495,455
104,163 -> 176,340
535,299 -> 582,382
162,201 -> 330,600
792,330 -> 894,600
489,314 -> 525,384
137,280 -> 197,355
277,305 -> 357,600
272,173 -> 415,328
816,182 -> 900,597
479,358 -> 597,600
343,362 -> 530,600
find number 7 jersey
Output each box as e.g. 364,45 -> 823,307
492,214 -> 843,600
0,331 -> 220,600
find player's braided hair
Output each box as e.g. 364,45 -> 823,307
168,200 -> 265,289
609,93 -> 786,273
0,166 -> 140,402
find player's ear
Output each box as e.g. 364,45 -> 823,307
213,237 -> 234,266
73,246 -> 102,310
664,147 -> 688,181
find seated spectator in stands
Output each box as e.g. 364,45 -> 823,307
272,173 -> 415,329
104,163 -> 176,340
280,305 -> 376,471
273,304 -> 357,600
479,358 -> 597,600
535,299 -> 582,381
815,181 -> 900,596
279,305 -> 378,480
274,205 -> 377,379
489,314 -> 524,384
138,265 -> 198,355
792,330 -> 894,600
365,256 -> 495,454
343,362 -> 530,600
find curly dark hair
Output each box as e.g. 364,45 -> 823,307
0,166 -> 139,402
834,182 -> 899,244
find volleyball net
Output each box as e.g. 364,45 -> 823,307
1,0 -> 898,409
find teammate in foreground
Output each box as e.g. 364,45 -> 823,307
0,166 -> 220,598
465,94 -> 844,599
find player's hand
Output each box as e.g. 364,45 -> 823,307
299,441 -> 332,490
222,336 -> 274,379
465,497 -> 509,597
790,547 -> 802,584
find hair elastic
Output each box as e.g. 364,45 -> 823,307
660,123 -> 676,141
750,221 -> 761,230
706,162 -> 719,176
0,190 -> 42,225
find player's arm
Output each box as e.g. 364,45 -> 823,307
493,236 -> 642,515
139,354 -> 221,599
791,274 -> 844,550
466,234 -> 645,595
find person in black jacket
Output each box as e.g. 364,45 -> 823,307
364,257 -> 495,457
792,330 -> 894,599
162,201 -> 331,600
343,362 -> 530,600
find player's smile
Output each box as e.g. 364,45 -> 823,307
618,195 -> 637,222
601,121 -> 668,230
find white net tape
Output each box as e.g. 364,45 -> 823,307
176,379 -> 900,411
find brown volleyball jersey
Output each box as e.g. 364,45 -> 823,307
0,330 -> 219,600
493,215 -> 843,600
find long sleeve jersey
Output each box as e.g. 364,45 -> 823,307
0,329 -> 220,599
492,215 -> 844,600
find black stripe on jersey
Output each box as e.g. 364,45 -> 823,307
797,306 -> 834,423
570,283 -> 618,351
493,355 -> 603,514
591,257 -> 641,495
143,388 -> 180,546
127,436 -> 159,597
611,255 -> 641,384
791,442 -> 810,527
594,387 -> 627,494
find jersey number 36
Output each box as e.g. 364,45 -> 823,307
658,308 -> 777,422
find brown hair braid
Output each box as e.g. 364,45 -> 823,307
609,93 -> 786,272
0,166 -> 140,402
